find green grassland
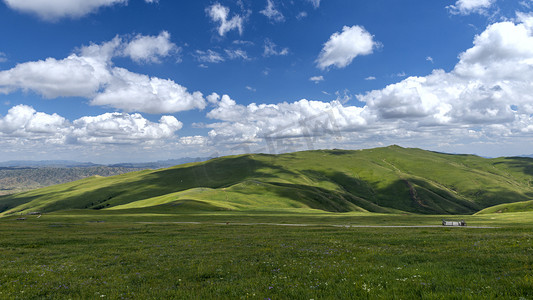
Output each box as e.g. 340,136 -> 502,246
1,146 -> 532,298
2,146 -> 533,216
0,211 -> 531,299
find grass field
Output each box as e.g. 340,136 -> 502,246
1,210 -> 531,299
1,147 -> 532,298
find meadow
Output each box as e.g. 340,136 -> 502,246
0,210 -> 531,299
1,147 -> 532,298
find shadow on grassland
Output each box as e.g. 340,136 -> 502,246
24,155 -> 296,213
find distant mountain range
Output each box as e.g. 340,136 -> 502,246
0,157 -> 210,195
0,157 -> 210,169
0,160 -> 99,168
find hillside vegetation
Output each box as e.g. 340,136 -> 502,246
476,199 -> 533,214
1,146 -> 533,216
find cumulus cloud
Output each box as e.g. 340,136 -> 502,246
0,105 -> 67,138
121,31 -> 179,64
2,0 -> 127,20
316,25 -> 378,70
263,39 -> 289,57
357,14 -> 533,128
205,95 -> 367,143
260,0 -> 284,23
196,15 -> 533,155
0,105 -> 182,145
91,68 -> 205,114
0,35 -> 205,114
206,3 -> 244,36
71,112 -> 182,144
0,54 -> 110,98
447,0 -> 496,15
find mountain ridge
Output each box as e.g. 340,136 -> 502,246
1,146 -> 532,216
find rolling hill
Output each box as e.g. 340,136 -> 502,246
475,199 -> 533,214
1,145 -> 533,216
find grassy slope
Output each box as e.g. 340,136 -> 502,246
1,146 -> 533,216
476,199 -> 533,214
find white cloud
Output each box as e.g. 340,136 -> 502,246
307,0 -> 320,9
357,15 -> 533,128
0,105 -> 67,137
309,75 -> 324,83
263,39 -> 289,57
91,68 -> 205,114
232,40 -> 254,46
426,56 -> 434,63
206,92 -> 221,105
195,16 -> 533,156
196,48 -> 250,64
179,135 -> 208,146
0,105 -> 182,145
260,0 -> 284,23
0,52 -> 6,63
447,0 -> 495,15
365,76 -> 376,80
205,95 -> 367,143
121,31 -> 179,64
245,86 -> 256,92
520,1 -> 532,9
0,54 -> 111,98
2,0 -> 127,20
0,35 -> 206,114
296,11 -> 308,20
71,112 -> 182,144
225,49 -> 250,60
316,25 -> 377,70
206,3 -> 244,37
195,50 -> 225,63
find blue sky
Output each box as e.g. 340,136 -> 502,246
1,0 -> 533,163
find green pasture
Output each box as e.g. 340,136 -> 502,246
1,147 -> 532,298
0,211 -> 531,299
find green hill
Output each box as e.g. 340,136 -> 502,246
1,146 -> 533,216
475,199 -> 533,214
